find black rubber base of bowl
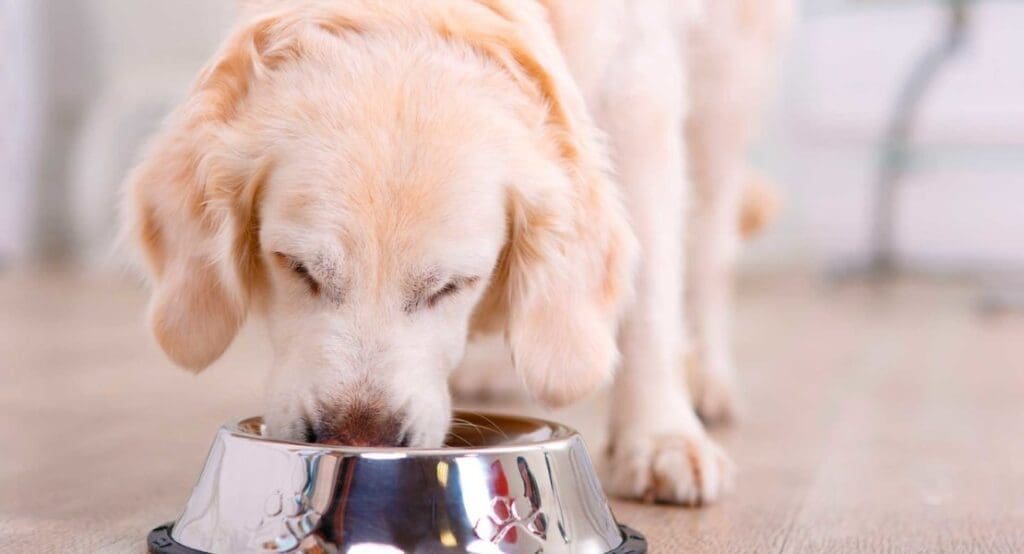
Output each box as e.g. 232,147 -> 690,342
149,522 -> 647,553
147,524 -> 200,554
610,525 -> 648,553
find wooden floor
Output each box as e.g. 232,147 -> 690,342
2,271 -> 1023,552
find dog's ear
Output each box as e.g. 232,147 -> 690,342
449,2 -> 638,407
500,173 -> 637,408
124,16 -> 299,372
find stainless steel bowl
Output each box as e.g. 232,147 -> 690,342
149,412 -> 646,553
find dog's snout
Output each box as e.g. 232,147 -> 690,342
313,404 -> 406,447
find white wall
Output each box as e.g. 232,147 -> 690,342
0,0 -> 42,264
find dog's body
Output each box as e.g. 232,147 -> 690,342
453,0 -> 793,504
126,0 -> 790,505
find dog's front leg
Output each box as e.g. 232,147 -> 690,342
597,32 -> 734,506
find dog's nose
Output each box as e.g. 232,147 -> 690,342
313,405 -> 406,447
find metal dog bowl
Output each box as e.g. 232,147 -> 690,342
149,412 -> 646,553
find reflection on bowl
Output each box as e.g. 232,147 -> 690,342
148,412 -> 646,553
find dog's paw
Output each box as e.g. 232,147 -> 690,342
603,430 -> 735,506
687,354 -> 740,425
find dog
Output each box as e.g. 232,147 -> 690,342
124,0 -> 791,505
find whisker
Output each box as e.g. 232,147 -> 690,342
470,413 -> 508,441
445,430 -> 473,447
450,423 -> 487,443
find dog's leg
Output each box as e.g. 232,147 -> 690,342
685,114 -> 747,425
684,0 -> 792,423
597,28 -> 733,506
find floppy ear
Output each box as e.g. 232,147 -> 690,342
446,2 -> 639,407
500,169 -> 637,408
124,16 -> 292,371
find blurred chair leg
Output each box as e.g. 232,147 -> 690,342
830,0 -> 972,282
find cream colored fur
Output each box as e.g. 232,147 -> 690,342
125,0 -> 791,506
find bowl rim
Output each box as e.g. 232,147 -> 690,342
224,410 -> 583,457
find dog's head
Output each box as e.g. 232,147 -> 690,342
125,3 -> 636,447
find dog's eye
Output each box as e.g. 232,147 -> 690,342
274,253 -> 320,295
426,281 -> 461,308
424,276 -> 481,309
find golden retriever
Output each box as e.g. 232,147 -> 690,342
125,0 -> 791,505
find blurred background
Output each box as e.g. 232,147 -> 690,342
3,1 -> 1024,551
3,0 -> 1023,277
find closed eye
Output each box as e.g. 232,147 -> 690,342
426,281 -> 462,308
274,252 -> 320,295
412,275 -> 481,312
